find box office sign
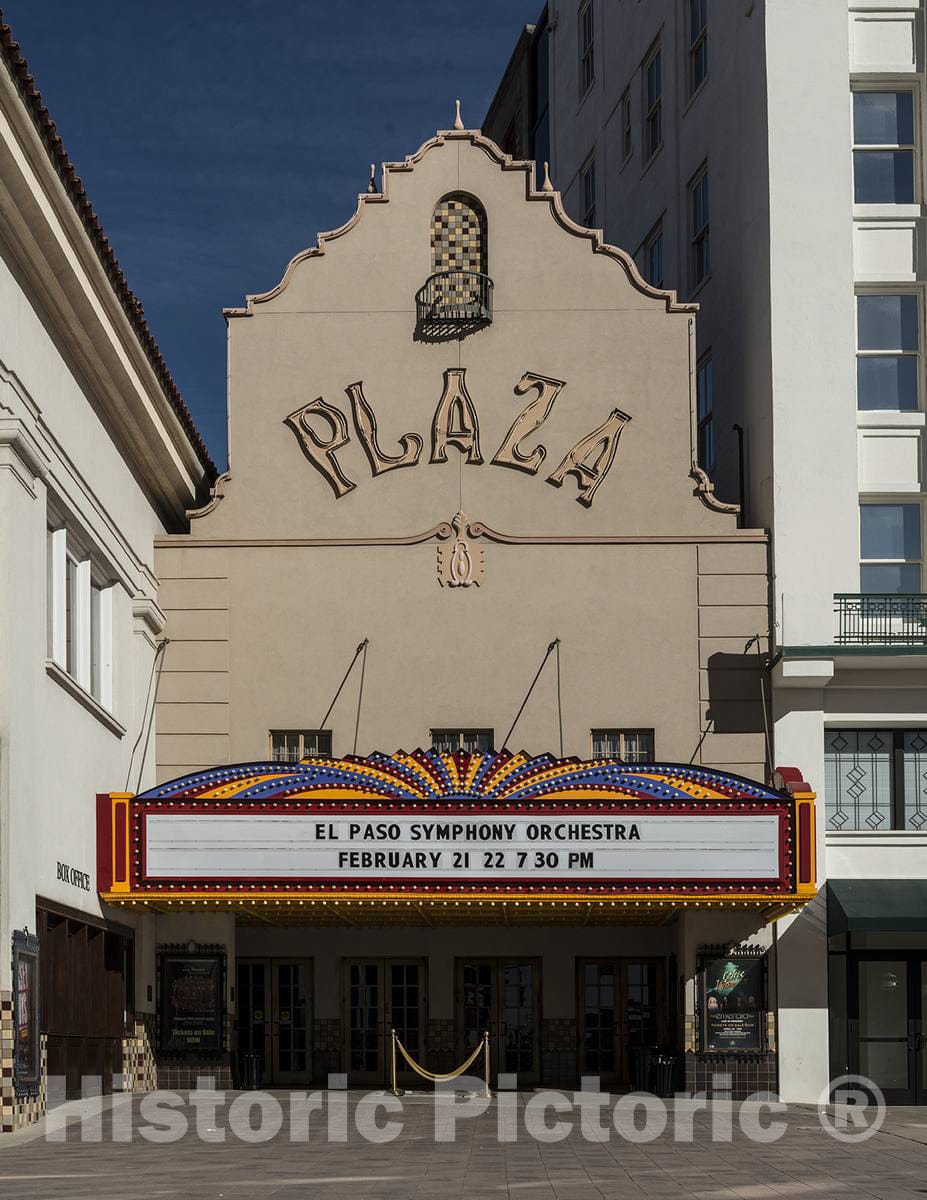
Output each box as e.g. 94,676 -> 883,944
699,955 -> 767,1053
159,951 -> 224,1053
142,811 -> 784,884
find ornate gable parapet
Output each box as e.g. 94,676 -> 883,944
223,122 -> 697,320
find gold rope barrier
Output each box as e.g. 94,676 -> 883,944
389,1028 -> 492,1097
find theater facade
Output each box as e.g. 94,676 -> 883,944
96,117 -> 817,1099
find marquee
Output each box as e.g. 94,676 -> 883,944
97,751 -> 816,924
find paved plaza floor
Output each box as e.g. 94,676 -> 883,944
1,1091 -> 927,1199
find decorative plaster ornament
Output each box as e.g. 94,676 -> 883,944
454,99 -> 464,131
437,512 -> 484,588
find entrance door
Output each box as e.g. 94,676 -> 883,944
578,958 -> 668,1087
457,959 -> 540,1085
850,954 -> 927,1104
237,959 -> 311,1085
343,959 -> 425,1086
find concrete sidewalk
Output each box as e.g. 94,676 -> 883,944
0,1092 -> 924,1199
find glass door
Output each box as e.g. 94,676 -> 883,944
579,961 -> 619,1083
273,960 -> 310,1085
578,959 -> 667,1086
237,959 -> 311,1086
920,961 -> 927,1104
343,959 -> 424,1086
457,958 -> 540,1085
850,954 -> 924,1104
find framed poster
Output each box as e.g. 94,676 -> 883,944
699,954 -> 766,1053
158,950 -> 225,1053
11,930 -> 40,1096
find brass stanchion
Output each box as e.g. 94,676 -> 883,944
389,1027 -> 403,1096
483,1029 -> 492,1098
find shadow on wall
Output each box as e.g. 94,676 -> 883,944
703,651 -> 767,735
773,889 -> 828,1010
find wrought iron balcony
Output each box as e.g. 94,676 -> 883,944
835,593 -> 927,645
415,271 -> 493,336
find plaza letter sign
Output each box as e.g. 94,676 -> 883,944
97,753 -> 816,909
284,369 -> 631,508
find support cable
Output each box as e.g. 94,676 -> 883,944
125,637 -> 170,792
502,638 -> 560,752
318,638 -> 369,734
745,633 -> 773,780
353,638 -> 369,756
555,639 -> 564,758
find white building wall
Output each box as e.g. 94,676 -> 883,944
528,0 -> 927,1102
0,243 -> 171,992
0,63 -> 207,1012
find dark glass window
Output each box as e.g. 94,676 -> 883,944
826,729 -> 927,831
688,0 -> 708,96
643,47 -> 662,161
853,92 -> 915,204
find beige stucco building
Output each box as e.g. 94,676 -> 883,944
88,118 -> 817,1101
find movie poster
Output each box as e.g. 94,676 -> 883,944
12,931 -> 40,1092
701,956 -> 765,1052
160,954 -> 223,1052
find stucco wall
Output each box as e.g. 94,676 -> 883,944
154,132 -> 771,782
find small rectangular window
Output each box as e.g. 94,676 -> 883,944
643,46 -> 662,161
592,729 -> 655,763
853,91 -> 915,204
697,351 -> 714,473
579,0 -> 595,98
620,88 -> 632,162
580,154 -> 596,228
269,730 -> 332,762
431,729 -> 494,754
689,164 -> 710,288
859,503 -> 922,593
688,0 -> 708,96
857,293 -> 919,411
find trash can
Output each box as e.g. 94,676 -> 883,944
238,1050 -> 263,1090
629,1044 -> 660,1092
653,1055 -> 677,1098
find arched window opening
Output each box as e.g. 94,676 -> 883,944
416,193 -> 493,334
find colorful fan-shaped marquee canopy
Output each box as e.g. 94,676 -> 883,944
97,751 -> 816,925
135,749 -> 792,805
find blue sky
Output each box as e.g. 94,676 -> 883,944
4,1 -> 536,466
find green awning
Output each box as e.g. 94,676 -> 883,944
828,879 -> 927,933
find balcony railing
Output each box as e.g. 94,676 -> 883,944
415,271 -> 493,331
835,593 -> 927,645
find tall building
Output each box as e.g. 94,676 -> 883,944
0,20 -> 212,1130
486,1 -> 927,1103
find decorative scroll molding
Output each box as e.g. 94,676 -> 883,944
187,470 -> 230,519
691,465 -> 741,515
132,596 -> 166,637
223,129 -> 696,319
156,516 -> 767,550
